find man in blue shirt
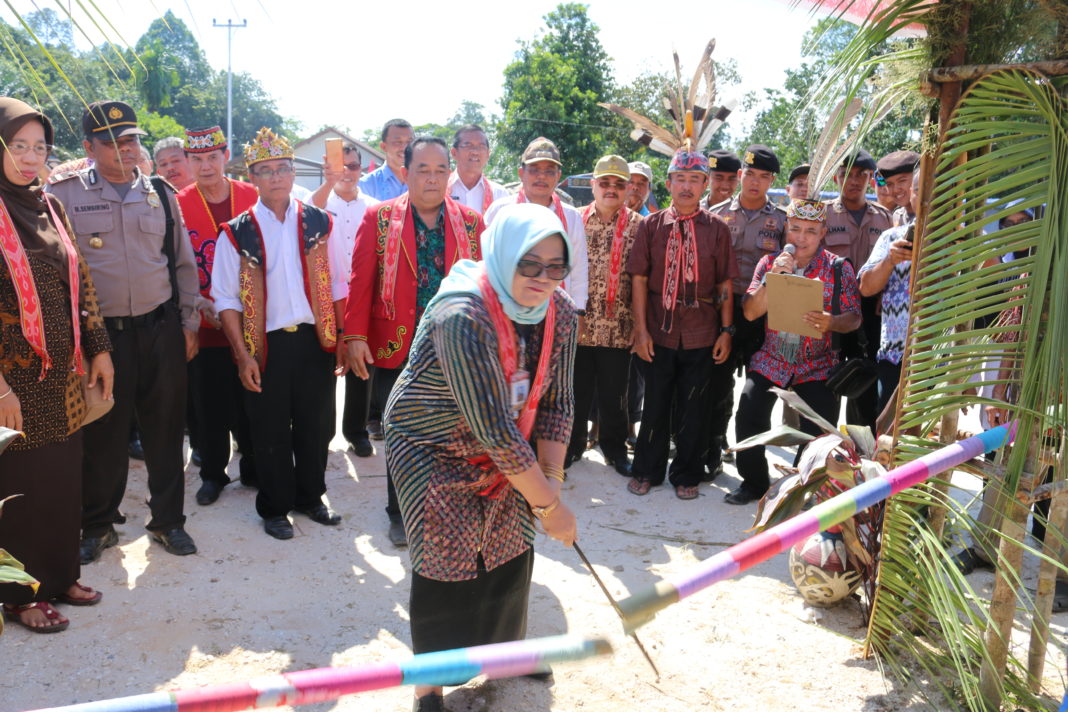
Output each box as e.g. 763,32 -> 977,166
358,118 -> 413,201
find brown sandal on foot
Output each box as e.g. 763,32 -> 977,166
54,582 -> 103,606
675,485 -> 700,500
3,601 -> 70,633
627,477 -> 652,496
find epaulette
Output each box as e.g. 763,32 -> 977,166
47,170 -> 81,186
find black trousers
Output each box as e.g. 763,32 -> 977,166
876,359 -> 901,416
627,355 -> 644,424
569,346 -> 631,463
190,346 -> 256,486
845,295 -> 881,429
341,367 -> 376,445
632,344 -> 713,488
374,364 -> 404,518
706,301 -> 766,467
243,325 -> 335,519
82,305 -> 187,536
734,370 -> 839,496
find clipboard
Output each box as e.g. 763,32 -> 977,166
765,272 -> 824,338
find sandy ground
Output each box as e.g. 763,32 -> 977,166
2,382 -> 1065,712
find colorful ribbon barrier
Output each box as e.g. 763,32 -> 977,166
26,635 -> 611,712
617,424 -> 1017,633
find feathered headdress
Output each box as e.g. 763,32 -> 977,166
599,39 -> 737,156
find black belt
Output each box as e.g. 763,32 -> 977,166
269,323 -> 314,336
104,304 -> 167,332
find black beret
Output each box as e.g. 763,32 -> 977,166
876,150 -> 920,178
842,149 -> 876,172
788,164 -> 810,183
707,149 -> 741,173
742,144 -> 780,174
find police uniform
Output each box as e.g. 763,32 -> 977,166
48,101 -> 200,557
699,149 -> 742,210
705,145 -> 786,474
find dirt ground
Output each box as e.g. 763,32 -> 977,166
2,385 -> 1065,712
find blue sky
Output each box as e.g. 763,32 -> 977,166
6,0 -> 824,139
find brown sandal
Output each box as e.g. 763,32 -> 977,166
675,485 -> 700,501
54,582 -> 102,606
627,478 -> 652,496
3,601 -> 70,633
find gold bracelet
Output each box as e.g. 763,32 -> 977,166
531,496 -> 560,519
540,462 -> 566,483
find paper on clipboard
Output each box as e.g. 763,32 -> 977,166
765,272 -> 824,338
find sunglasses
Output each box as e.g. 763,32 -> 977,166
516,259 -> 570,280
874,171 -> 886,187
344,162 -> 361,171
999,216 -> 1033,228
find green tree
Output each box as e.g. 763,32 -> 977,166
497,3 -> 616,176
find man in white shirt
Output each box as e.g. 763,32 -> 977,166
447,124 -> 508,214
483,136 -> 588,314
212,128 -> 349,540
310,142 -> 380,458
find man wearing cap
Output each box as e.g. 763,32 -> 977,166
787,165 -> 810,202
49,101 -> 201,561
566,155 -> 642,476
484,137 -> 588,314
876,150 -> 921,227
700,149 -> 741,209
212,127 -> 350,540
358,118 -> 413,201
176,126 -> 260,506
153,137 -> 193,191
824,149 -> 892,429
343,136 -> 484,548
309,141 -> 380,459
625,161 -> 653,216
447,125 -> 508,214
627,149 -> 737,501
705,144 -> 787,479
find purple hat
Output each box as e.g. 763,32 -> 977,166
668,149 -> 709,174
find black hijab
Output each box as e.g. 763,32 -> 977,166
0,97 -> 69,279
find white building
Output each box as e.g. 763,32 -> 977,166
291,127 -> 385,193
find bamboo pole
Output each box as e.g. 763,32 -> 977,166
1026,441 -> 1065,692
927,59 -> 1068,83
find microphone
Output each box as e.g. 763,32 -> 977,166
783,243 -> 796,256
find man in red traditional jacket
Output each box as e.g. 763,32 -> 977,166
176,126 -> 260,507
342,136 -> 484,548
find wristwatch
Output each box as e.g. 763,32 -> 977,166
720,325 -> 736,336
531,496 -> 561,519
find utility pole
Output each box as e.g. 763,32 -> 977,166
212,18 -> 247,150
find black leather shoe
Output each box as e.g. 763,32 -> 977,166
128,437 -> 145,461
388,517 -> 407,548
604,455 -> 631,477
296,503 -> 341,526
951,546 -> 994,576
723,486 -> 762,506
368,421 -> 384,441
412,693 -> 445,712
701,464 -> 723,483
79,528 -> 118,565
196,480 -> 225,506
151,526 -> 197,555
351,438 -> 374,457
263,516 -> 294,540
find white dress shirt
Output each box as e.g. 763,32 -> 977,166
212,199 -> 348,332
290,184 -> 313,202
484,194 -> 588,310
448,171 -> 509,214
325,189 -> 380,291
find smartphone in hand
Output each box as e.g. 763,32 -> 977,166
325,137 -> 344,173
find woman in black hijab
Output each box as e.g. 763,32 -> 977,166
0,97 -> 114,633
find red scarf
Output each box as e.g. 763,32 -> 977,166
582,204 -> 629,318
0,197 -> 83,380
517,189 -> 568,230
448,173 -> 494,214
381,195 -> 472,320
468,268 -> 556,499
662,207 -> 701,333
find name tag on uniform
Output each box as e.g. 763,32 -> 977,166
72,203 -> 110,214
510,369 -> 530,415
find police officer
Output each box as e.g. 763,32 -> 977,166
876,150 -> 920,227
706,144 -> 787,479
701,149 -> 742,209
823,149 -> 893,430
49,101 -> 201,563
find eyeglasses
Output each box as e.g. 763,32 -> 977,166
457,142 -> 489,151
6,140 -> 52,157
516,259 -> 570,280
253,164 -> 294,178
874,171 -> 886,187
523,165 -> 560,177
343,162 -> 361,171
1000,216 -> 1033,228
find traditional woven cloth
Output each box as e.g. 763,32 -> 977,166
185,125 -> 227,153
